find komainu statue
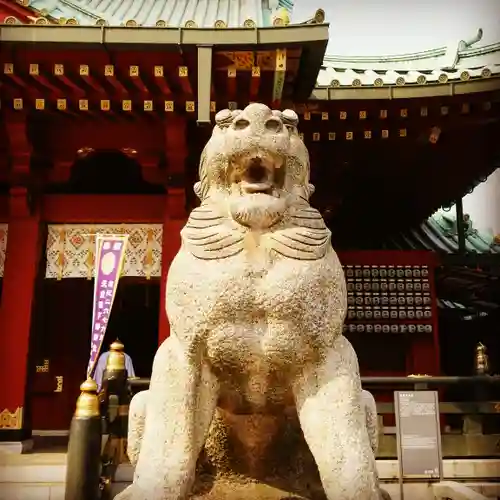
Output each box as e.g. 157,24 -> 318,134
115,103 -> 381,500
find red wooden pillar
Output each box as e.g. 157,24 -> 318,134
158,116 -> 188,345
0,187 -> 42,446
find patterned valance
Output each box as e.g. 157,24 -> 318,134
0,224 -> 8,278
45,224 -> 163,279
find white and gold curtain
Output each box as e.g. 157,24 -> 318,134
45,224 -> 163,279
0,224 -> 8,278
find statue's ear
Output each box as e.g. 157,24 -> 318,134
215,109 -> 233,129
307,184 -> 315,198
282,109 -> 299,127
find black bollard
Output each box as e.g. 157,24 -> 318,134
64,378 -> 102,500
100,339 -> 130,500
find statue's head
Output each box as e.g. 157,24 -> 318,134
195,103 -> 313,230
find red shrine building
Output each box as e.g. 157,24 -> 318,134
0,0 -> 499,446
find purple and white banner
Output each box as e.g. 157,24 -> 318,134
87,235 -> 128,378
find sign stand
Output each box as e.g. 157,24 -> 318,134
394,390 -> 443,500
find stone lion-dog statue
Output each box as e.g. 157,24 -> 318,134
115,103 -> 381,500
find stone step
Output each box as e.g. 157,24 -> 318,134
1,457 -> 499,500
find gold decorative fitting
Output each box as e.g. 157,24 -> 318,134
210,101 -> 216,112
483,101 -> 492,111
107,339 -> 126,371
154,65 -> 163,77
156,20 -> 166,27
346,131 -> 353,140
364,130 -> 372,139
104,64 -> 114,76
29,63 -> 39,75
122,100 -> 132,111
321,112 -> 328,120
438,73 -> 448,84
416,75 -> 427,85
214,20 -> 226,28
100,100 -> 110,111
186,101 -> 195,112
420,106 -> 428,116
481,68 -> 492,78
144,100 -> 153,111
57,99 -> 66,111
4,16 -> 19,24
312,132 -> 320,142
243,19 -> 256,28
461,103 -> 470,113
66,18 -> 78,25
314,8 -> 325,23
184,20 -> 197,28
13,98 -> 23,110
381,129 -> 389,138
251,66 -> 261,77
328,132 -> 336,141
125,19 -> 138,27
460,71 -> 470,81
440,106 -> 449,115
96,18 -> 107,26
304,111 -> 311,120
379,109 -> 387,119
54,64 -> 64,75
36,359 -> 49,372
0,407 -> 23,429
374,78 -> 383,87
130,65 -> 139,77
74,378 -> 99,418
35,99 -> 45,110
34,17 -> 49,24
54,376 -> 63,393
395,76 -> 406,86
79,99 -> 89,111
359,110 -> 367,120
352,78 -> 362,87
4,63 -> 13,74
178,66 -> 188,77
227,66 -> 236,78
339,111 -> 347,120
165,100 -> 174,112
330,79 -> 340,87
399,128 -> 407,137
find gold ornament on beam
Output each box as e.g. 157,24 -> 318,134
165,101 -> 174,112
381,129 -> 389,139
79,99 -> 89,111
35,99 -> 45,110
346,131 -> 353,140
359,110 -> 367,120
321,112 -> 328,120
129,65 -> 139,77
144,100 -> 153,111
379,109 -> 388,119
420,106 -> 428,117
399,128 -> 407,137
400,108 -> 408,118
364,130 -> 372,139
122,100 -> 132,111
101,100 -> 110,111
104,65 -> 114,76
304,111 -> 311,120
328,132 -> 336,141
29,63 -> 39,76
440,106 -> 449,116
312,132 -> 320,142
186,101 -> 195,112
210,101 -> 216,112
4,63 -> 14,74
339,111 -> 347,120
13,98 -> 23,110
57,99 -> 66,111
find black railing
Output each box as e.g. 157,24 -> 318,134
65,345 -> 500,500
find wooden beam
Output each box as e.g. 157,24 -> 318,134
3,63 -> 28,89
178,65 -> 192,97
250,65 -> 261,102
129,65 -> 148,93
153,65 -> 172,97
42,194 -> 165,223
104,64 -> 127,94
79,64 -> 105,93
272,49 -> 287,107
53,63 -> 85,96
28,63 -> 61,94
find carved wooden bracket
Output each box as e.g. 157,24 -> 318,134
9,186 -> 33,218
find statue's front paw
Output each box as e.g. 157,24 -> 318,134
114,484 -> 145,500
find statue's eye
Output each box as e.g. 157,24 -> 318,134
265,118 -> 281,132
234,119 -> 250,130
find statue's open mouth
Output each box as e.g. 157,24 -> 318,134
229,153 -> 284,196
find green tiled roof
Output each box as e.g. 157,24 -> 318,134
389,210 -> 500,254
26,0 -> 295,27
